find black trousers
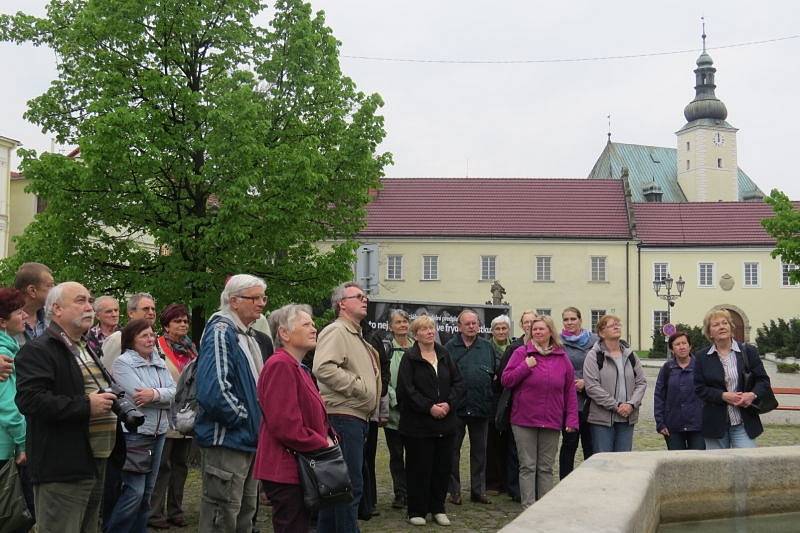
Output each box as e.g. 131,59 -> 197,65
263,481 -> 309,533
358,420 -> 379,519
384,427 -> 406,500
665,431 -> 705,450
403,433 -> 454,519
485,420 -> 504,492
559,408 -> 593,479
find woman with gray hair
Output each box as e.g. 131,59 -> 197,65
253,304 -> 332,533
383,308 -> 412,509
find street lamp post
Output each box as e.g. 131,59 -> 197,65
653,273 -> 686,327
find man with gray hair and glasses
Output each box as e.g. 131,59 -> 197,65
196,274 -> 266,533
313,282 -> 381,533
101,292 -> 157,368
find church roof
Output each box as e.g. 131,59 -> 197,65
361,178 -> 631,239
633,201 -> 790,246
587,141 -> 762,202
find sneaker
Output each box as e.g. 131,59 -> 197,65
434,513 -> 451,526
408,516 -> 426,526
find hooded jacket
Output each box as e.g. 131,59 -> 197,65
0,331 -> 25,460
583,340 -> 647,427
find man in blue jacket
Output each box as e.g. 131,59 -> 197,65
445,309 -> 497,505
196,274 -> 266,533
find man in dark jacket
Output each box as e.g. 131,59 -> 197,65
445,309 -> 497,505
15,282 -> 118,533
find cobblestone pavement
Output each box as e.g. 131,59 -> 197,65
165,363 -> 800,532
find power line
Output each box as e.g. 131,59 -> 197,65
342,33 -> 800,64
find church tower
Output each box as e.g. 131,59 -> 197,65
676,30 -> 739,202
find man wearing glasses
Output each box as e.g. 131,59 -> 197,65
313,282 -> 381,533
196,274 -> 267,533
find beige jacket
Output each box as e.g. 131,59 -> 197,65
583,341 -> 647,427
313,318 -> 381,421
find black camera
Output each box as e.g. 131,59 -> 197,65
103,386 -> 146,432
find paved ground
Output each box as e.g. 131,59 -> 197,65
162,362 -> 800,532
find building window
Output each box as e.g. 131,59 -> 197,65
698,262 -> 714,287
686,141 -> 690,151
743,262 -> 759,287
386,255 -> 403,281
653,262 -> 668,283
536,308 -> 552,317
535,256 -> 552,282
653,310 -> 670,333
590,256 -> 607,282
782,263 -> 799,287
686,160 -> 690,170
590,309 -> 607,332
717,158 -> 722,168
480,255 -> 496,281
422,255 -> 439,281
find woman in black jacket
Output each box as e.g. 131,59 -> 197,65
694,309 -> 772,448
397,315 -> 464,527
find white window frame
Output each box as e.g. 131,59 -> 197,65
590,256 -> 608,282
422,255 -> 439,281
535,308 -> 552,317
781,262 -> 800,288
535,256 -> 553,282
742,261 -> 760,288
480,255 -> 496,281
697,262 -> 715,288
653,262 -> 669,283
590,309 -> 607,332
386,255 -> 403,281
653,310 -> 670,333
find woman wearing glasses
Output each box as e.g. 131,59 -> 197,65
583,315 -> 647,453
148,304 -> 198,529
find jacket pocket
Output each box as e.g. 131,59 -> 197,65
203,464 -> 235,503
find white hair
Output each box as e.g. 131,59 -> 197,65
330,282 -> 362,317
220,274 -> 267,312
44,283 -> 68,321
491,314 -> 511,329
268,304 -> 313,349
93,295 -> 118,313
127,292 -> 155,312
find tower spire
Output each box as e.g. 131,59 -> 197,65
701,16 -> 706,52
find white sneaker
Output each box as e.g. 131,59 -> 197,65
434,513 -> 451,526
408,516 -> 427,526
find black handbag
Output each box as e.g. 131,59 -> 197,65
495,387 -> 513,432
741,345 -> 779,414
0,461 -> 35,533
122,435 -> 157,474
295,442 -> 353,513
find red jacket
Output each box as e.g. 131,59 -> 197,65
253,349 -> 330,484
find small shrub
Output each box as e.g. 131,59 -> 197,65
756,318 -> 800,354
776,362 -> 800,373
649,323 -> 706,358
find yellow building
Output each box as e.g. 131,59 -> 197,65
0,135 -> 22,258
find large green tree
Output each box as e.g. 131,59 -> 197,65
1,0 -> 391,335
762,190 -> 800,285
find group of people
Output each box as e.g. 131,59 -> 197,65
0,262 -> 775,533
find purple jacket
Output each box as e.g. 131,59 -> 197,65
501,342 -> 579,431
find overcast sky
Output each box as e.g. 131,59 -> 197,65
2,1 -> 799,198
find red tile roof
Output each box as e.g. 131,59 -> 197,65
633,202 -> 796,246
361,178 -> 631,239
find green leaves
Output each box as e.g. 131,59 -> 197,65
1,0 -> 390,333
762,189 -> 800,284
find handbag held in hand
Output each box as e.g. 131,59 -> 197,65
295,441 -> 353,512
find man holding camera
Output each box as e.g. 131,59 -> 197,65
15,282 -> 118,533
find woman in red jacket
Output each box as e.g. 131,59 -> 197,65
254,304 -> 332,532
501,315 -> 578,508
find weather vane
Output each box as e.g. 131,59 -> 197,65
701,16 -> 706,51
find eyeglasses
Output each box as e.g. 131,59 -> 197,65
236,295 -> 267,303
342,293 -> 369,302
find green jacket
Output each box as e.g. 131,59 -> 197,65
444,335 -> 497,418
0,331 -> 25,460
385,337 -> 412,430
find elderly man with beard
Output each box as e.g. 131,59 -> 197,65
15,282 -> 118,533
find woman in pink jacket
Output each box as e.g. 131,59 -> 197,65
253,304 -> 332,533
501,315 -> 578,508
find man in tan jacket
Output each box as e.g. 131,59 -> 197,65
313,282 -> 380,533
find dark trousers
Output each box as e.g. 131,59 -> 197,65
559,409 -> 593,479
317,415 -> 367,533
449,416 -> 488,497
504,429 -> 520,500
383,428 -> 406,500
101,459 -> 122,531
664,431 -> 706,450
485,421 -> 504,492
263,481 -> 309,533
358,421 -> 379,519
149,437 -> 192,522
403,433 -> 454,519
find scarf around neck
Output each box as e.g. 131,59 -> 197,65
532,341 -> 554,356
561,329 -> 592,348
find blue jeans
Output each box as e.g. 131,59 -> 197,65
590,422 -> 634,453
317,415 -> 367,533
704,424 -> 757,449
106,433 -> 166,533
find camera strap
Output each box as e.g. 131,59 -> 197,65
48,323 -> 113,390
